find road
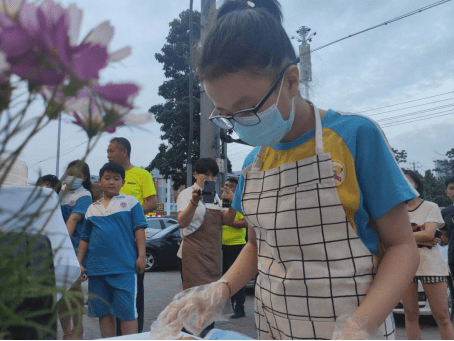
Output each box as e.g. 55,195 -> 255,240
57,268 -> 445,339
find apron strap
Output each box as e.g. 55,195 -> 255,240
313,105 -> 325,155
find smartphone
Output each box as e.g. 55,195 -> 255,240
435,229 -> 442,239
202,179 -> 216,204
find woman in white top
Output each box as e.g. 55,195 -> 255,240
402,169 -> 454,340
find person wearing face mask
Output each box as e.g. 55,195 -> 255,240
153,1 -> 420,339
58,160 -> 92,340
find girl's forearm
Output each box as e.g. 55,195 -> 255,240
349,242 -> 419,334
77,240 -> 89,264
222,240 -> 258,296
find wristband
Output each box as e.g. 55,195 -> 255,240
190,200 -> 198,207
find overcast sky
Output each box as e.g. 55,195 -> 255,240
8,0 -> 454,181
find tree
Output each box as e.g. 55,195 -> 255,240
434,148 -> 454,177
147,10 -> 232,190
421,169 -> 450,207
392,148 -> 407,164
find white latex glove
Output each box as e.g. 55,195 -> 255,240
332,314 -> 381,340
150,279 -> 231,339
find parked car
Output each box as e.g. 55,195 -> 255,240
393,244 -> 454,318
145,216 -> 178,240
145,224 -> 181,272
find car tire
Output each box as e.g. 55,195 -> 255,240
145,250 -> 157,272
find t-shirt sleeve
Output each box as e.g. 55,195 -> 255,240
232,147 -> 261,214
72,195 -> 92,216
354,118 -> 418,219
441,207 -> 454,231
426,202 -> 445,226
177,189 -> 191,212
131,201 -> 147,231
142,172 -> 157,198
80,217 -> 92,241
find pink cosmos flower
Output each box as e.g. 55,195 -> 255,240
0,0 -> 109,85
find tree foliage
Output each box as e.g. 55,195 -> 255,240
146,10 -> 232,190
434,148 -> 454,178
392,148 -> 407,164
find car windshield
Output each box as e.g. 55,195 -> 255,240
147,219 -> 161,230
152,224 -> 179,239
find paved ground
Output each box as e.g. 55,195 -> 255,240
57,269 -> 444,340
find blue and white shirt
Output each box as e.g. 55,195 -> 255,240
80,194 -> 147,276
60,186 -> 92,251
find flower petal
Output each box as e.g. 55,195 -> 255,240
109,46 -> 132,63
83,20 -> 114,46
71,43 -> 108,81
67,4 -> 83,45
93,82 -> 140,109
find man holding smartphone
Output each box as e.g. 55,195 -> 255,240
176,158 -> 235,337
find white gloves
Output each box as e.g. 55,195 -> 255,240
150,279 -> 231,339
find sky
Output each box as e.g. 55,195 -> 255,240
5,0 -> 454,181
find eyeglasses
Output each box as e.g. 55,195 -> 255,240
209,58 -> 300,130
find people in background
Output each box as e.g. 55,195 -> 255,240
90,182 -> 103,202
77,162 -> 147,338
107,137 -> 158,335
176,158 -> 234,337
58,160 -> 92,340
221,177 -> 248,319
36,174 -> 61,193
441,175 -> 454,276
401,170 -> 454,340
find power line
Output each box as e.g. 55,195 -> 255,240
309,0 -> 452,55
381,111 -> 454,128
355,91 -> 454,114
366,98 -> 454,117
375,104 -> 454,122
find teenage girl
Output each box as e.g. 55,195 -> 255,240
157,1 -> 420,339
59,160 -> 92,339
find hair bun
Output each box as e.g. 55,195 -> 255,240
217,0 -> 283,23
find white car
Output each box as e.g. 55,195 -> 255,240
393,245 -> 454,317
146,216 -> 178,240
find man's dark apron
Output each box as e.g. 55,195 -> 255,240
241,106 -> 395,340
182,208 -> 223,290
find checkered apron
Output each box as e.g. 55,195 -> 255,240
241,106 -> 395,340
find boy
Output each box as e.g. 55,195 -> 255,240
77,162 -> 147,338
441,175 -> 454,276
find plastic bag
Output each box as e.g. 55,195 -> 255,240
150,279 -> 232,340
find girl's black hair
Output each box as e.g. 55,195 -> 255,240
194,158 -> 219,176
198,0 -> 297,81
67,160 -> 92,196
36,174 -> 61,193
403,169 -> 424,197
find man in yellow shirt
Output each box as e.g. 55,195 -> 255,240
222,178 -> 248,319
107,137 -> 158,335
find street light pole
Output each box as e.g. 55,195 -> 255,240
187,0 -> 194,188
56,112 -> 61,178
292,26 -> 316,100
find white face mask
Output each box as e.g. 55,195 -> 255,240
63,176 -> 83,190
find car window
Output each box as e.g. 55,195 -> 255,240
152,224 -> 179,239
171,228 -> 181,238
147,220 -> 162,230
164,219 -> 177,228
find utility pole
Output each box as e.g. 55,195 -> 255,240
199,0 -> 222,191
186,0 -> 194,188
292,26 -> 316,100
56,112 -> 61,178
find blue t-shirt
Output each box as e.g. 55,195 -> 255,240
80,194 -> 148,276
60,186 -> 92,251
232,110 -> 418,257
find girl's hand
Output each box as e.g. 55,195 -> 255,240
220,186 -> 234,203
136,255 -> 146,274
191,188 -> 202,204
79,264 -> 87,281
